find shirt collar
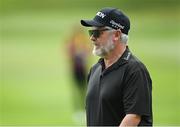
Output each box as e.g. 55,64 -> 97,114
117,46 -> 131,66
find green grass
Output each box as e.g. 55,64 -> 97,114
1,7 -> 180,126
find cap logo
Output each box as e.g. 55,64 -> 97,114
96,12 -> 106,18
110,20 -> 124,29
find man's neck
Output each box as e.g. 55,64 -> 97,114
104,45 -> 126,69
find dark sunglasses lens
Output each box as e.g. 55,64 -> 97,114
88,30 -> 100,38
93,30 -> 100,38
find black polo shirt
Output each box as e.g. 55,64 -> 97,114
86,47 -> 152,126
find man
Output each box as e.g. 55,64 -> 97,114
80,7 -> 152,126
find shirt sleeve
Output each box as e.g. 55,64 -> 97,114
122,69 -> 152,116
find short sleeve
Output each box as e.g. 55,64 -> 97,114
123,69 -> 152,116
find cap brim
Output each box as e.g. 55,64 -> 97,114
81,20 -> 104,27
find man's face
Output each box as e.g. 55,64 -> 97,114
89,27 -> 115,57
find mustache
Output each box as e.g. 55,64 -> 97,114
92,41 -> 99,46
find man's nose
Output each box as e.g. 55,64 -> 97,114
90,35 -> 96,41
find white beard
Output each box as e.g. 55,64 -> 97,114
92,36 -> 115,57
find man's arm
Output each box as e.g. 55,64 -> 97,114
119,114 -> 141,127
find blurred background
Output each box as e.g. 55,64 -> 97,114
0,0 -> 180,126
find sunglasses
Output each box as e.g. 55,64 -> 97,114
88,28 -> 112,38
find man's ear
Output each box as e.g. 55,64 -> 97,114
113,30 -> 121,41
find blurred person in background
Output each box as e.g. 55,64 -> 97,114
80,7 -> 152,126
67,24 -> 90,124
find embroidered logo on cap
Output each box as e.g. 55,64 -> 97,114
96,12 -> 106,18
110,20 -> 124,29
